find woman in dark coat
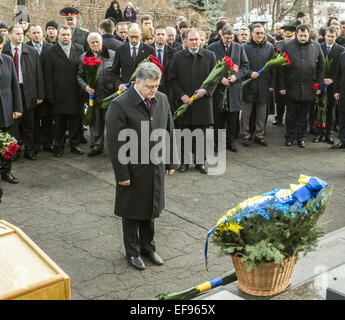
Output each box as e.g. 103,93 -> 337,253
105,1 -> 123,25
122,2 -> 137,23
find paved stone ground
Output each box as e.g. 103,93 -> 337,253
1,116 -> 344,300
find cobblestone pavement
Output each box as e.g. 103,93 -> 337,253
1,116 -> 344,300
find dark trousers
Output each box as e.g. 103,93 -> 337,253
177,125 -> 207,165
214,111 -> 239,146
10,85 -> 35,154
285,101 -> 312,142
0,127 -> 12,175
275,90 -> 286,122
33,110 -> 54,152
53,114 -> 81,149
122,218 -> 155,257
338,106 -> 345,144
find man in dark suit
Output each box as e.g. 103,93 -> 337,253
105,62 -> 175,270
169,28 -> 217,174
27,24 -> 54,154
60,7 -> 89,52
2,25 -> 45,161
111,23 -> 156,93
208,24 -> 249,153
0,34 -> 23,184
42,25 -> 85,157
315,26 -> 344,145
99,18 -> 124,51
153,26 -> 177,97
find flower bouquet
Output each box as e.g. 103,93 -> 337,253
314,56 -> 333,129
173,56 -> 239,119
205,174 -> 331,296
82,56 -> 102,126
100,55 -> 163,110
0,130 -> 19,160
242,51 -> 291,86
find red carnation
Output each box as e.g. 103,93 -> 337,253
95,59 -> 102,66
224,56 -> 234,69
148,55 -> 163,74
83,56 -> 89,65
274,47 -> 281,53
314,121 -> 321,128
8,142 -> 18,154
313,83 -> 320,91
321,123 -> 326,128
282,52 -> 291,66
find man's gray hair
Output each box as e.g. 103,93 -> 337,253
166,26 -> 176,35
238,26 -> 250,33
136,62 -> 161,81
87,32 -> 102,42
274,23 -> 282,29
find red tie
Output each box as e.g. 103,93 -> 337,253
225,44 -> 230,56
14,47 -> 19,80
132,46 -> 136,61
144,98 -> 151,111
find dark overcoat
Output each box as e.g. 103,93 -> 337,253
77,47 -> 116,104
168,47 -> 217,126
27,40 -> 53,118
111,41 -> 156,87
42,42 -> 84,115
2,43 -> 45,110
101,34 -> 124,52
207,40 -> 249,112
279,39 -> 325,102
0,54 -> 23,128
105,85 -> 175,220
242,39 -> 275,103
333,52 -> 345,110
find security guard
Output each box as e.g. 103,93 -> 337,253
60,7 -> 89,52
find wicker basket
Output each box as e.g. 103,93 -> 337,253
231,253 -> 298,296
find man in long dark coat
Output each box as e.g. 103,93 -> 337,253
208,24 -> 249,153
279,24 -> 325,148
2,25 -> 45,160
169,28 -> 217,174
241,23 -> 275,147
0,34 -> 23,184
314,26 -> 344,145
105,62 -> 175,270
27,24 -> 54,154
111,23 -> 156,92
42,25 -> 84,157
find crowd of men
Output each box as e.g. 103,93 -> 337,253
1,7 -> 345,186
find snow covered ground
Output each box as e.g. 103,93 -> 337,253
233,1 -> 345,30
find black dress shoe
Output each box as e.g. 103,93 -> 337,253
127,256 -> 145,270
43,145 -> 55,152
178,164 -> 189,173
325,136 -> 335,145
285,140 -> 293,147
297,140 -> 305,148
87,149 -> 103,157
195,164 -> 208,174
241,139 -> 250,147
24,153 -> 37,160
273,120 -> 282,126
55,148 -> 63,157
142,251 -> 163,266
70,146 -> 84,155
1,172 -> 18,184
227,143 -> 238,152
254,137 -> 268,146
313,135 -> 322,143
331,142 -> 345,149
